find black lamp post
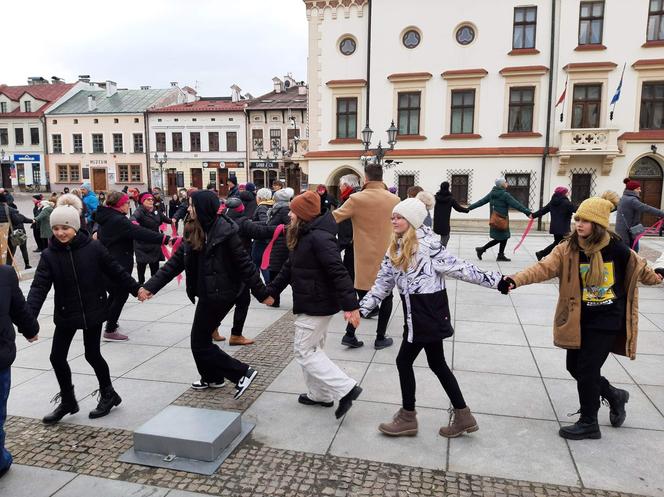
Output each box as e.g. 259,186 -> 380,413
153,152 -> 167,190
361,120 -> 398,166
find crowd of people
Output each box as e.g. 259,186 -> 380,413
1,168 -> 664,477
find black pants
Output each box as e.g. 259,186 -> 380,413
6,241 -> 29,267
231,286 -> 250,336
342,246 -> 355,283
269,270 -> 281,306
50,323 -> 111,392
566,327 -> 617,419
137,262 -> 159,285
345,289 -> 392,338
481,239 -> 507,254
538,234 -> 565,258
106,285 -> 129,331
397,339 -> 466,411
191,300 -> 249,383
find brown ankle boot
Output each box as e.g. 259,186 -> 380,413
229,335 -> 255,346
211,328 -> 225,342
378,408 -> 418,436
439,407 -> 478,438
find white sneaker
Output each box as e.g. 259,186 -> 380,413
234,367 -> 258,399
191,379 -> 225,390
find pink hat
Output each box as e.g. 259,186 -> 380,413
554,186 -> 568,195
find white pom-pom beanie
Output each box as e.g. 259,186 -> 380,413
49,205 -> 81,231
393,198 -> 427,229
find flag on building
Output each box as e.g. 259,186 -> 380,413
610,63 -> 627,120
555,78 -> 568,108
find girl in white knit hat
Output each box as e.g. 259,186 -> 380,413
359,197 -> 511,438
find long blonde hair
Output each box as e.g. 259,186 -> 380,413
286,216 -> 303,251
389,226 -> 419,272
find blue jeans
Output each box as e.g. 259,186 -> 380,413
0,367 -> 12,473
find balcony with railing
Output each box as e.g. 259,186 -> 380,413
557,128 -> 621,175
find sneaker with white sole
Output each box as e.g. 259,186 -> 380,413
103,331 -> 128,342
191,379 -> 225,390
234,367 -> 258,399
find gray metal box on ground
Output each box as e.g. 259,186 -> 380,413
133,405 -> 241,462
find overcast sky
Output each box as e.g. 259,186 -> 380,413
2,0 -> 308,97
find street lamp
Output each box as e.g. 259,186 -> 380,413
361,120 -> 398,166
153,152 -> 167,190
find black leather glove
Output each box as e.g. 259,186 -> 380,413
655,268 -> 664,279
497,276 -> 516,295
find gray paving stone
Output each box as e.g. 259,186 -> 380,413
53,474 -> 170,497
9,367 -> 47,389
123,321 -> 190,347
221,307 -> 288,329
616,354 -> 664,386
122,347 -> 200,384
522,324 -> 556,348
453,342 -> 539,377
455,303 -> 519,324
0,464 -> 77,497
122,303 -> 187,322
69,343 -> 166,377
643,385 -> 664,414
12,338 -> 86,370
637,331 -> 664,355
453,320 -> 528,346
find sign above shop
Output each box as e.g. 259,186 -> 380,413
89,159 -> 108,165
251,161 -> 277,169
13,153 -> 40,162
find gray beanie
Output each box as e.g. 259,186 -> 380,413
393,198 -> 428,229
274,187 -> 294,203
49,205 -> 81,231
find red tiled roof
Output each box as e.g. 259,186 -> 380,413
0,83 -> 75,117
149,99 -> 246,113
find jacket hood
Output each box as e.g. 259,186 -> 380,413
550,192 -> 566,206
435,190 -> 453,202
206,213 -> 239,246
191,190 -> 221,232
93,205 -> 122,224
302,210 -> 338,237
49,229 -> 91,251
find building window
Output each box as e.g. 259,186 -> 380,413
252,129 -> 263,151
209,132 -> 219,152
287,128 -> 299,151
572,84 -> 601,128
640,82 -> 664,129
339,37 -> 357,55
450,89 -> 475,134
32,164 -> 41,185
336,97 -> 358,139
92,133 -> 104,153
508,87 -> 535,132
133,133 -> 144,153
571,173 -> 592,206
24,101 -> 31,112
134,118 -> 139,123
451,175 -> 469,204
172,132 -> 183,152
57,164 -> 80,182
648,0 -> 664,41
455,24 -> 475,45
397,91 -> 421,135
30,127 -> 39,145
156,132 -> 166,152
402,29 -> 421,49
505,174 -> 531,208
93,119 -> 98,124
190,132 -> 201,152
73,119 -> 78,124
513,6 -> 537,49
397,175 -> 415,200
226,132 -> 237,152
269,129 -> 281,151
113,133 -> 123,153
0,128 -> 8,146
15,128 -> 24,145
0,102 -> 6,113
578,1 -> 604,45
117,164 -> 141,183
73,134 -> 83,153
52,134 -> 62,154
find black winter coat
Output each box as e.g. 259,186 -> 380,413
0,265 -> 39,370
173,198 -> 190,222
319,193 -> 338,213
433,191 -> 468,236
143,214 -> 269,304
267,203 -> 291,272
168,199 -> 181,218
268,211 -> 358,316
531,193 -> 575,235
131,205 -> 171,264
226,209 -> 276,252
94,206 -> 167,273
27,231 -> 139,329
252,203 -> 272,223
239,191 -> 257,220
0,203 -> 32,227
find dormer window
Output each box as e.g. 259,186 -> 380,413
24,101 -> 31,112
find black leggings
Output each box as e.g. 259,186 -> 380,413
538,234 -> 565,258
137,262 -> 159,285
191,300 -> 249,384
566,327 -> 617,418
231,286 -> 250,336
481,239 -> 507,254
50,323 -> 111,392
6,241 -> 29,267
106,286 -> 129,332
346,289 -> 392,338
396,339 -> 466,411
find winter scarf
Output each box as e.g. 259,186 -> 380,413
340,186 -> 354,202
577,232 -> 611,287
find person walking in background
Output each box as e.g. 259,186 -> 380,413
168,193 -> 181,231
416,191 -> 434,228
266,187 -> 294,307
433,181 -> 469,247
227,176 -> 240,198
80,183 -> 99,227
31,194 -> 46,252
530,186 -> 576,260
0,265 -> 39,477
469,178 -> 531,262
28,199 -> 140,424
317,184 -> 338,213
615,178 -> 664,252
267,191 -> 363,419
151,187 -> 166,216
251,188 -> 274,283
333,164 -> 400,350
337,174 -> 361,282
131,192 -> 172,285
503,192 -> 664,440
0,194 -> 32,270
359,197 -> 505,438
33,199 -> 55,253
271,179 -> 283,193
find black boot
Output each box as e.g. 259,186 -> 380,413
603,385 -> 630,427
496,253 -> 511,262
535,251 -> 544,261
43,387 -> 79,425
475,247 -> 484,260
89,386 -> 122,419
559,415 -> 601,440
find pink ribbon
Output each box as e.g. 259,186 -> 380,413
171,221 -> 177,237
632,219 -> 664,250
161,236 -> 184,285
261,224 -> 285,270
513,216 -> 535,253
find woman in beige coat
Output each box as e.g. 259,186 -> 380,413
502,192 -> 664,440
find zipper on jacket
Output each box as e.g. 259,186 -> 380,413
67,246 -> 88,330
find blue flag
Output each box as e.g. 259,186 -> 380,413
611,63 -> 626,106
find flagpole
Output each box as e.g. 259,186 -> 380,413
610,62 -> 626,121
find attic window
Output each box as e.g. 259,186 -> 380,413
114,118 -> 119,123
261,99 -> 274,103
157,118 -> 162,122
52,119 -> 58,124
254,116 -> 260,120
134,118 -> 139,123
211,118 -> 216,121
94,118 -> 99,124
272,116 -> 279,121
174,118 -> 179,122
73,119 -> 78,124
229,118 -> 234,121
192,118 -> 197,122
293,99 -> 305,102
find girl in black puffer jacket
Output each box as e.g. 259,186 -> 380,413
27,202 -> 139,425
141,191 -> 270,399
267,191 -> 362,420
131,192 -> 172,284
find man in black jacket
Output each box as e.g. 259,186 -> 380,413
530,186 -> 576,260
0,193 -> 32,268
433,181 -> 469,247
0,265 -> 39,477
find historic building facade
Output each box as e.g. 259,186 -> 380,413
303,0 -> 664,226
